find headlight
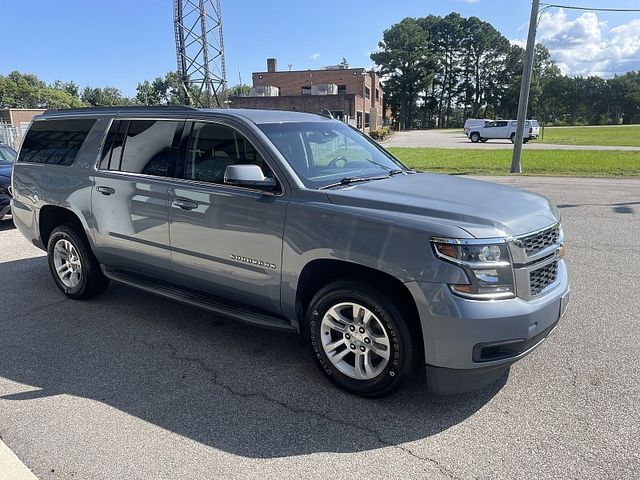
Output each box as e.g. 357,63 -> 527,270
432,238 -> 515,300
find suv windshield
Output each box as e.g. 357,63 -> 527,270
259,121 -> 406,189
0,145 -> 17,165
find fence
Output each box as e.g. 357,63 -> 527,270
0,122 -> 29,150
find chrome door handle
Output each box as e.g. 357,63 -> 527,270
173,198 -> 199,210
96,186 -> 116,196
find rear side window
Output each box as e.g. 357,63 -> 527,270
18,118 -> 96,166
100,120 -> 180,177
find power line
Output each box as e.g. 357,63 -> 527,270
540,3 -> 640,12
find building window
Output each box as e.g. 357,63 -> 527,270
365,113 -> 370,128
301,86 -> 311,95
337,85 -> 347,94
375,89 -> 380,101
365,86 -> 370,99
357,112 -> 363,129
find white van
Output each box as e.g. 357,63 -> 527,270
468,120 -> 540,143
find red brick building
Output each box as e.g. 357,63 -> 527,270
229,58 -> 384,131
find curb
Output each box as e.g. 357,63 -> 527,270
0,439 -> 38,480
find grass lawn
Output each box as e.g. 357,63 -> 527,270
388,147 -> 640,177
538,125 -> 640,147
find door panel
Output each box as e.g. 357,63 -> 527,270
168,120 -> 287,314
91,119 -> 183,276
169,183 -> 287,313
92,173 -> 173,275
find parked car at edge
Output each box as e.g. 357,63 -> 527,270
463,119 -> 487,137
0,143 -> 17,220
469,120 -> 540,143
11,107 -> 569,397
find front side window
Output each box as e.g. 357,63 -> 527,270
259,121 -> 406,189
100,120 -> 179,177
184,122 -> 272,186
0,145 -> 17,165
18,118 -> 96,166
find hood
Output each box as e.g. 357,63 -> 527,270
326,173 -> 559,238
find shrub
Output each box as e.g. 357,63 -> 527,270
369,126 -> 391,140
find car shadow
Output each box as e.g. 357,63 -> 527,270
0,256 -> 505,459
557,201 -> 639,215
0,218 -> 15,231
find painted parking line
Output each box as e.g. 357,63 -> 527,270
0,439 -> 38,480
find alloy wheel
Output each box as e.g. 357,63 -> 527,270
53,239 -> 83,288
320,302 -> 391,380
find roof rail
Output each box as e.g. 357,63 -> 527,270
41,106 -> 198,116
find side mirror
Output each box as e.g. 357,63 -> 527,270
224,164 -> 277,190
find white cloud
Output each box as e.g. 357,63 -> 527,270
460,0 -> 480,3
534,9 -> 640,76
309,53 -> 321,61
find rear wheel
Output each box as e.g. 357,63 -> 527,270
47,225 -> 109,299
510,133 -> 516,143
523,138 -> 530,144
307,281 -> 414,397
470,132 -> 481,143
480,138 -> 488,143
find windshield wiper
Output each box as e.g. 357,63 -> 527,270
319,170 -> 406,190
319,176 -> 385,190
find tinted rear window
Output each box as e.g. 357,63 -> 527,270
18,118 -> 96,166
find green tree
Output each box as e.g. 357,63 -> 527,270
227,83 -> 251,97
81,86 -> 133,106
371,18 -> 436,130
135,71 -> 182,105
0,71 -> 85,108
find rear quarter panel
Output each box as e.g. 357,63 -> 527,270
11,117 -> 111,249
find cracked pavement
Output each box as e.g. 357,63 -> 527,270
0,176 -> 638,479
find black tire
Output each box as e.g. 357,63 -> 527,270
480,138 -> 488,143
307,281 -> 414,398
510,133 -> 516,143
470,132 -> 481,143
523,138 -> 530,144
47,224 -> 109,300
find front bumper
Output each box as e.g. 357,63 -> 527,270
407,260 -> 569,394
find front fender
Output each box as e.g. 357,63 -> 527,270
280,192 -> 469,320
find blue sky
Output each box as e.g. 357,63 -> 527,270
2,0 -> 639,96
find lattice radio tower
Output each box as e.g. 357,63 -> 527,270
174,0 -> 227,108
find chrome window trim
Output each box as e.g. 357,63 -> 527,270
93,117 -> 287,197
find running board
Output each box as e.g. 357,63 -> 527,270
103,269 -> 296,332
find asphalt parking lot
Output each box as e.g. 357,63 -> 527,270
385,129 -> 640,151
0,176 -> 638,479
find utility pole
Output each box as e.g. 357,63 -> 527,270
511,0 -> 540,174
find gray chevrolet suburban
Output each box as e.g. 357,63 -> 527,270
11,107 -> 569,397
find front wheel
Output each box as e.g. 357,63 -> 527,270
307,281 -> 414,397
470,132 -> 481,143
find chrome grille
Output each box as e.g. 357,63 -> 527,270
521,226 -> 560,256
529,261 -> 558,296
